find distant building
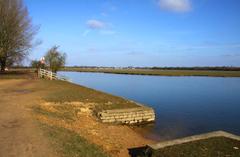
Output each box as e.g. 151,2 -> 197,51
40,57 -> 45,64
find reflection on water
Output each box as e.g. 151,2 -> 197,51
60,71 -> 240,140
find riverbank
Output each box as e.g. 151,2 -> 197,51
62,67 -> 240,77
1,71 -> 240,156
0,71 -> 154,157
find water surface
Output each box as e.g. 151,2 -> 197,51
60,71 -> 240,140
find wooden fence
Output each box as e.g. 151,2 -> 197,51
38,68 -> 70,82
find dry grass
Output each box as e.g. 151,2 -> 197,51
33,101 -> 153,157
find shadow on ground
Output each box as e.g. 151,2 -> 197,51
128,146 -> 152,157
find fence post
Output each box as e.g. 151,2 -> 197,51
50,71 -> 53,80
38,68 -> 40,78
39,68 -> 42,78
37,69 -> 68,82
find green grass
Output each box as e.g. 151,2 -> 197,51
62,67 -> 240,77
35,79 -> 137,112
39,123 -> 110,157
152,137 -> 240,157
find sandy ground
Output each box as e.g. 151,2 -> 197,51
0,79 -> 154,157
0,79 -> 57,157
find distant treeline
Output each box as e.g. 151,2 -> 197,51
150,67 -> 240,71
8,66 -> 240,71
64,66 -> 240,71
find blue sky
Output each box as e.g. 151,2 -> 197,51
25,0 -> 240,67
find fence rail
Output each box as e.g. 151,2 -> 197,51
38,68 -> 70,82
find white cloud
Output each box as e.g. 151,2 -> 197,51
86,19 -> 106,29
158,0 -> 192,12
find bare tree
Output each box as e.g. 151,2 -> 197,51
0,0 -> 39,71
45,46 -> 66,73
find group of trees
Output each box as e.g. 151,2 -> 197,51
31,46 -> 66,73
0,0 -> 66,72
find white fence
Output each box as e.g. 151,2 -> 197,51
38,68 -> 70,82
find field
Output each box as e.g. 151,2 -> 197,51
62,67 -> 240,77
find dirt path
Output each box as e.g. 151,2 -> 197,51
0,79 -> 57,157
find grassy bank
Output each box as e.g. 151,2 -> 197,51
31,79 -> 138,157
39,123 -> 109,157
30,79 -> 147,156
35,79 -> 137,112
152,137 -> 240,157
62,67 -> 240,77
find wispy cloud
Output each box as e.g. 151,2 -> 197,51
99,30 -> 116,35
84,19 -> 116,37
82,30 -> 91,36
86,19 -> 106,29
158,0 -> 192,12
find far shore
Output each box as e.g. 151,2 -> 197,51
61,67 -> 240,77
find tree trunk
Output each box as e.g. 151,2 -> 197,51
0,58 -> 6,72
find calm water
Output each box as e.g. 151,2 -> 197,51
60,71 -> 240,140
